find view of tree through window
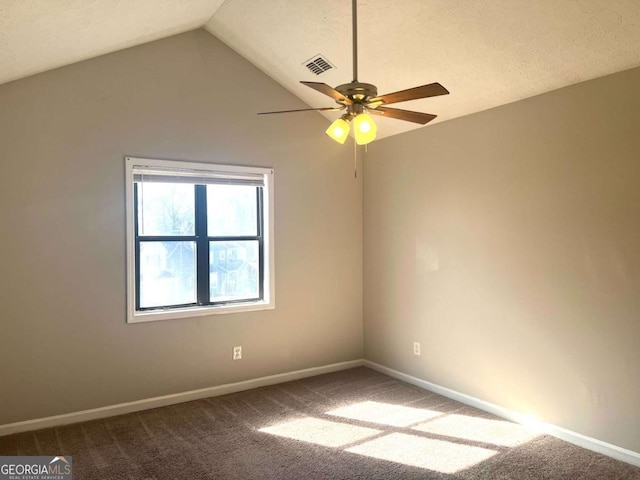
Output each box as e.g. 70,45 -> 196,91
138,183 -> 195,236
135,181 -> 262,311
207,185 -> 257,237
126,157 -> 273,322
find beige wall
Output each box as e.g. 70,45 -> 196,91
0,30 -> 363,425
3,24 -> 639,456
364,66 -> 640,452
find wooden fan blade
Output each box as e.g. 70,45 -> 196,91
368,106 -> 437,125
258,106 -> 344,115
301,81 -> 352,104
369,82 -> 449,105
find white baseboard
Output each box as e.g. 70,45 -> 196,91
0,359 -> 364,437
364,360 -> 640,468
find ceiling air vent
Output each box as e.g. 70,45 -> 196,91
303,54 -> 335,76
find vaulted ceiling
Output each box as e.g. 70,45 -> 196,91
3,0 -> 640,139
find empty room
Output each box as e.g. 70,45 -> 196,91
1,1 -> 640,479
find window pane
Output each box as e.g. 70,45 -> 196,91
207,185 -> 258,237
140,241 -> 196,308
209,241 -> 259,302
137,182 -> 194,236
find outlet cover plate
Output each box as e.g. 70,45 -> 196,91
233,346 -> 242,360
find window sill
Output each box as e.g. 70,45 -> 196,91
128,300 -> 274,324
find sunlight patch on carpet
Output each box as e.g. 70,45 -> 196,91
413,414 -> 540,447
346,432 -> 498,474
259,417 -> 381,447
326,401 -> 443,427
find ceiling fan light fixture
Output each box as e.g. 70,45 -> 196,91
353,113 -> 377,145
257,0 -> 448,148
326,117 -> 351,144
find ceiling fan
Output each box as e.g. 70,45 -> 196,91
258,0 -> 449,145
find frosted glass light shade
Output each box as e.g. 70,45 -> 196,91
326,117 -> 351,144
353,113 -> 377,145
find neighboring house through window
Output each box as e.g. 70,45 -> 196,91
125,157 -> 275,323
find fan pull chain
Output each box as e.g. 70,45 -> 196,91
354,138 -> 357,178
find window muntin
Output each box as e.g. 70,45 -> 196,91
126,157 -> 274,323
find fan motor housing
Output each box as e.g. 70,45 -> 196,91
336,82 -> 377,102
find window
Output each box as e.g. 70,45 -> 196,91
125,157 -> 274,323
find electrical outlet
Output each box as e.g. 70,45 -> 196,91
413,342 -> 421,356
233,346 -> 242,360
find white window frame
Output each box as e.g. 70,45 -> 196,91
125,156 -> 275,323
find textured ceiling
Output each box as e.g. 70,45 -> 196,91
207,0 -> 640,138
0,0 -> 225,85
2,1 -> 640,140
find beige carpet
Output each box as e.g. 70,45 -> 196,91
1,367 -> 639,479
